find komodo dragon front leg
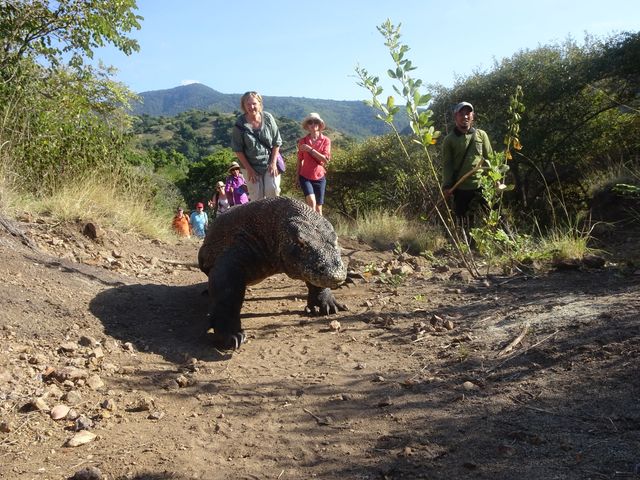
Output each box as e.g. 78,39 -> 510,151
305,283 -> 348,315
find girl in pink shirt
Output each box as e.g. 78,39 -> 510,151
297,112 -> 331,215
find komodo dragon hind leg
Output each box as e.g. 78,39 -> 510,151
305,283 -> 348,316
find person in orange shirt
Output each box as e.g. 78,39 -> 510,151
172,207 -> 191,238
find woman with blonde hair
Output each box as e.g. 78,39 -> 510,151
231,91 -> 283,200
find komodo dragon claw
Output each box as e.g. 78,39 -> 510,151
210,329 -> 246,351
305,286 -> 349,316
230,331 -> 246,350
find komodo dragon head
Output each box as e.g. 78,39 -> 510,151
279,209 -> 347,289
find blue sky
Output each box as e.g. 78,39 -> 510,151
95,0 -> 640,101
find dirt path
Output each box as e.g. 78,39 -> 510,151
0,216 -> 639,480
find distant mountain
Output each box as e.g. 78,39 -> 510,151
131,83 -> 408,139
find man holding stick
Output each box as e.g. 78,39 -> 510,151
442,101 -> 494,219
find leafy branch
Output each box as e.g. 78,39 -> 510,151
356,19 -> 477,274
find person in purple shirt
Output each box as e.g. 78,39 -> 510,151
225,161 -> 249,206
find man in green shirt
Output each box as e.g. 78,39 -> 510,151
442,101 -> 493,218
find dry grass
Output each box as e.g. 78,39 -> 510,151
538,226 -> 594,262
333,209 -> 446,254
1,168 -> 174,241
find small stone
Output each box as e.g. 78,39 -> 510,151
329,320 -> 341,331
175,375 -> 190,388
64,391 -> 83,405
400,446 -> 413,457
65,430 -> 97,447
86,375 -> 105,390
101,398 -> 116,411
67,408 -> 80,420
355,362 -> 366,370
59,342 -> 78,353
103,339 -> 119,352
101,363 -> 119,373
122,342 -> 135,352
90,347 -> 104,359
148,411 -> 165,420
28,354 -> 47,365
74,416 -> 93,431
53,366 -> 88,382
0,421 -> 11,433
82,222 -> 101,240
50,404 -> 70,420
32,397 -> 50,411
70,466 -> 103,480
79,336 -> 97,347
44,384 -> 64,400
444,320 -> 455,330
462,381 -> 479,391
129,396 -> 155,412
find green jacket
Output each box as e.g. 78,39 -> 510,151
442,127 -> 493,191
231,111 -> 283,175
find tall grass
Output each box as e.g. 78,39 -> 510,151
0,164 -> 181,241
332,209 -> 446,254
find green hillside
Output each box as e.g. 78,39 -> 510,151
132,110 -> 350,163
131,83 -> 408,139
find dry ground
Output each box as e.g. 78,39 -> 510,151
0,212 -> 639,480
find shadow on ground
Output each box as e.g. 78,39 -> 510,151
89,282 -> 227,363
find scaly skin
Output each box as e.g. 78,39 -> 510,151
198,197 -> 347,350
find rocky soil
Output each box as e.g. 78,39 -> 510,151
0,212 -> 639,480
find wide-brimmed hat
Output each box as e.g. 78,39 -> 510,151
302,112 -> 326,131
453,101 -> 474,114
228,161 -> 241,173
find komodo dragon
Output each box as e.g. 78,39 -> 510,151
198,197 -> 348,350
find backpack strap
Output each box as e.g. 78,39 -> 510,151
452,129 -> 477,182
235,120 -> 272,152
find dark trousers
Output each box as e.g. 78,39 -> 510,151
453,189 -> 481,218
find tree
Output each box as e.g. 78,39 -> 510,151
177,149 -> 236,209
0,0 -> 142,194
0,0 -> 141,72
429,32 -> 640,222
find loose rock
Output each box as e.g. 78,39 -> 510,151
69,466 -> 103,480
50,404 -> 70,420
65,430 -> 97,447
86,375 -> 105,390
